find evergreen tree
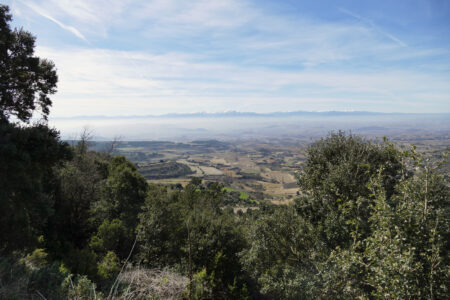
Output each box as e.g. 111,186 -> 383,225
0,5 -> 57,122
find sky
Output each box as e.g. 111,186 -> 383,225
4,0 -> 450,116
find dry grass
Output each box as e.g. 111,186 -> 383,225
115,268 -> 188,300
271,199 -> 294,205
261,170 -> 296,184
198,166 -> 223,176
148,178 -> 192,186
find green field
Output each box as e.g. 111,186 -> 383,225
223,186 -> 250,200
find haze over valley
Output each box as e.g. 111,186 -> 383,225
52,111 -> 450,141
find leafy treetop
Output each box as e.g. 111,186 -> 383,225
0,5 -> 57,123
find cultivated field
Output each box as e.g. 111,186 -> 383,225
93,135 -> 449,204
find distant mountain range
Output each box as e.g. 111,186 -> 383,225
50,111 -> 449,120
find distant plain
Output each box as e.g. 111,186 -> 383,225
77,112 -> 449,205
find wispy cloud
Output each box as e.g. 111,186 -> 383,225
36,46 -> 450,116
22,1 -> 88,41
339,8 -> 407,47
7,0 -> 450,115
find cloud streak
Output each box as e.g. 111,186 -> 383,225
339,8 -> 407,47
22,1 -> 87,41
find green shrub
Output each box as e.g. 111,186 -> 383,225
62,274 -> 103,300
22,248 -> 48,269
97,251 -> 121,280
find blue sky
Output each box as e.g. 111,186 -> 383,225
4,0 -> 450,116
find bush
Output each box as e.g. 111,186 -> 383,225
22,248 -> 48,269
62,274 -> 103,300
296,131 -> 402,248
97,251 -> 121,280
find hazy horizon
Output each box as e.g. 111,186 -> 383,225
49,112 -> 450,141
48,110 -> 450,120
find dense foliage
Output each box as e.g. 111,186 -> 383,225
2,128 -> 447,299
0,121 -> 71,254
297,132 -> 402,249
0,5 -> 57,122
1,5 -> 448,299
